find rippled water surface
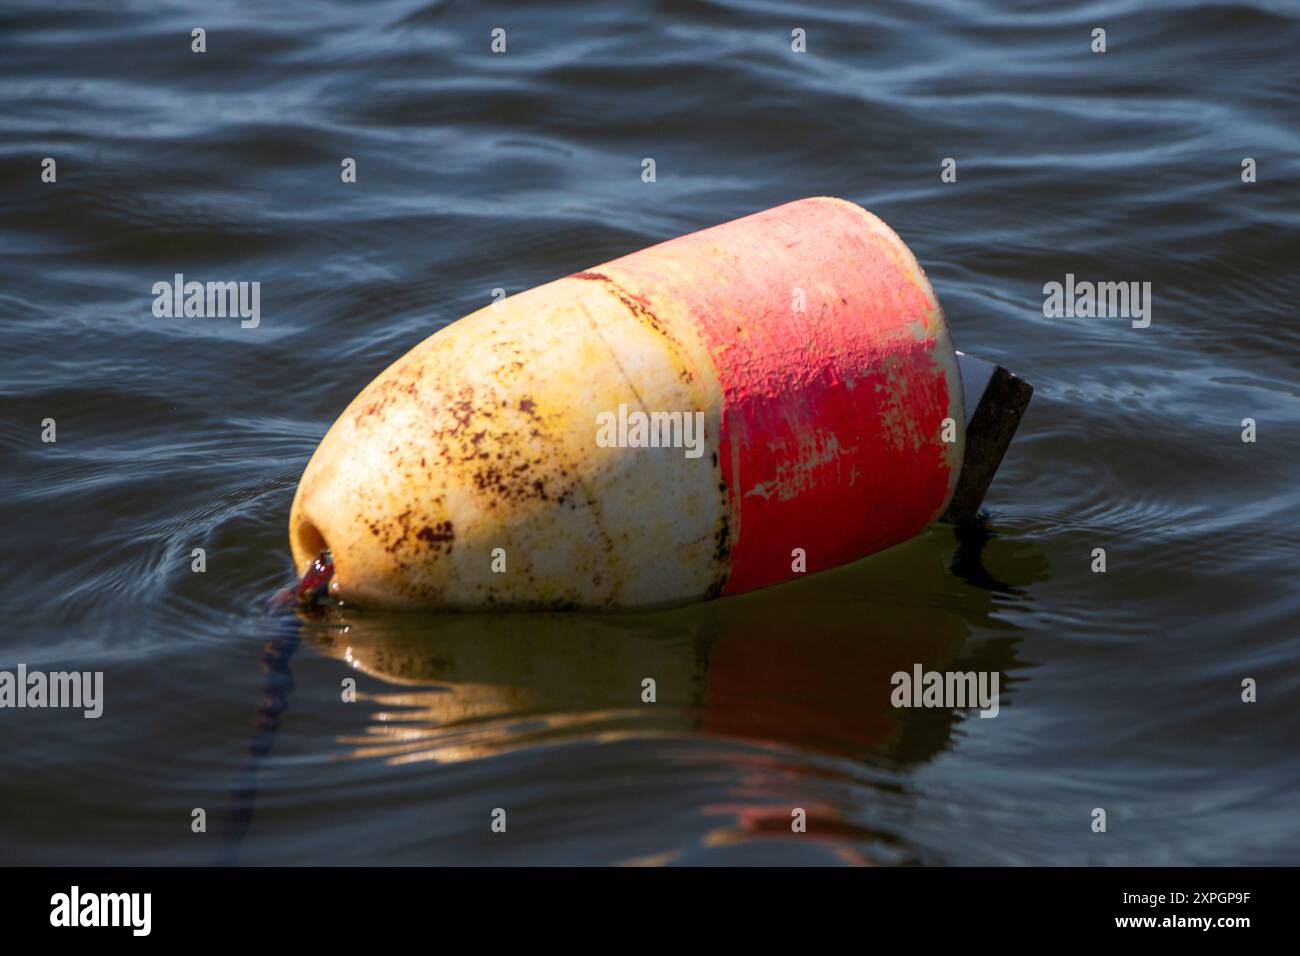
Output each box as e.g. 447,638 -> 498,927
2,0 -> 1298,865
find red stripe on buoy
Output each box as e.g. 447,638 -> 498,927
606,198 -> 957,595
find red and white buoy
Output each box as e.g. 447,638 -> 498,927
289,197 -> 1027,609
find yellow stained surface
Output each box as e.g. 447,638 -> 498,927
290,275 -> 728,609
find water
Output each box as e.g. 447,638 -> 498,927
2,0 -> 1298,865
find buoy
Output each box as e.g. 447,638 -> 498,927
289,196 -> 1030,609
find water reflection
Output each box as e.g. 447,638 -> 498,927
313,535 -> 1036,770
211,529 -> 1045,863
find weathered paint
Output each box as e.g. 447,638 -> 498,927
290,276 -> 725,609
590,198 -> 964,594
289,196 -> 964,609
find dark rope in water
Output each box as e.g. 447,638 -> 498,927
219,551 -> 333,864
